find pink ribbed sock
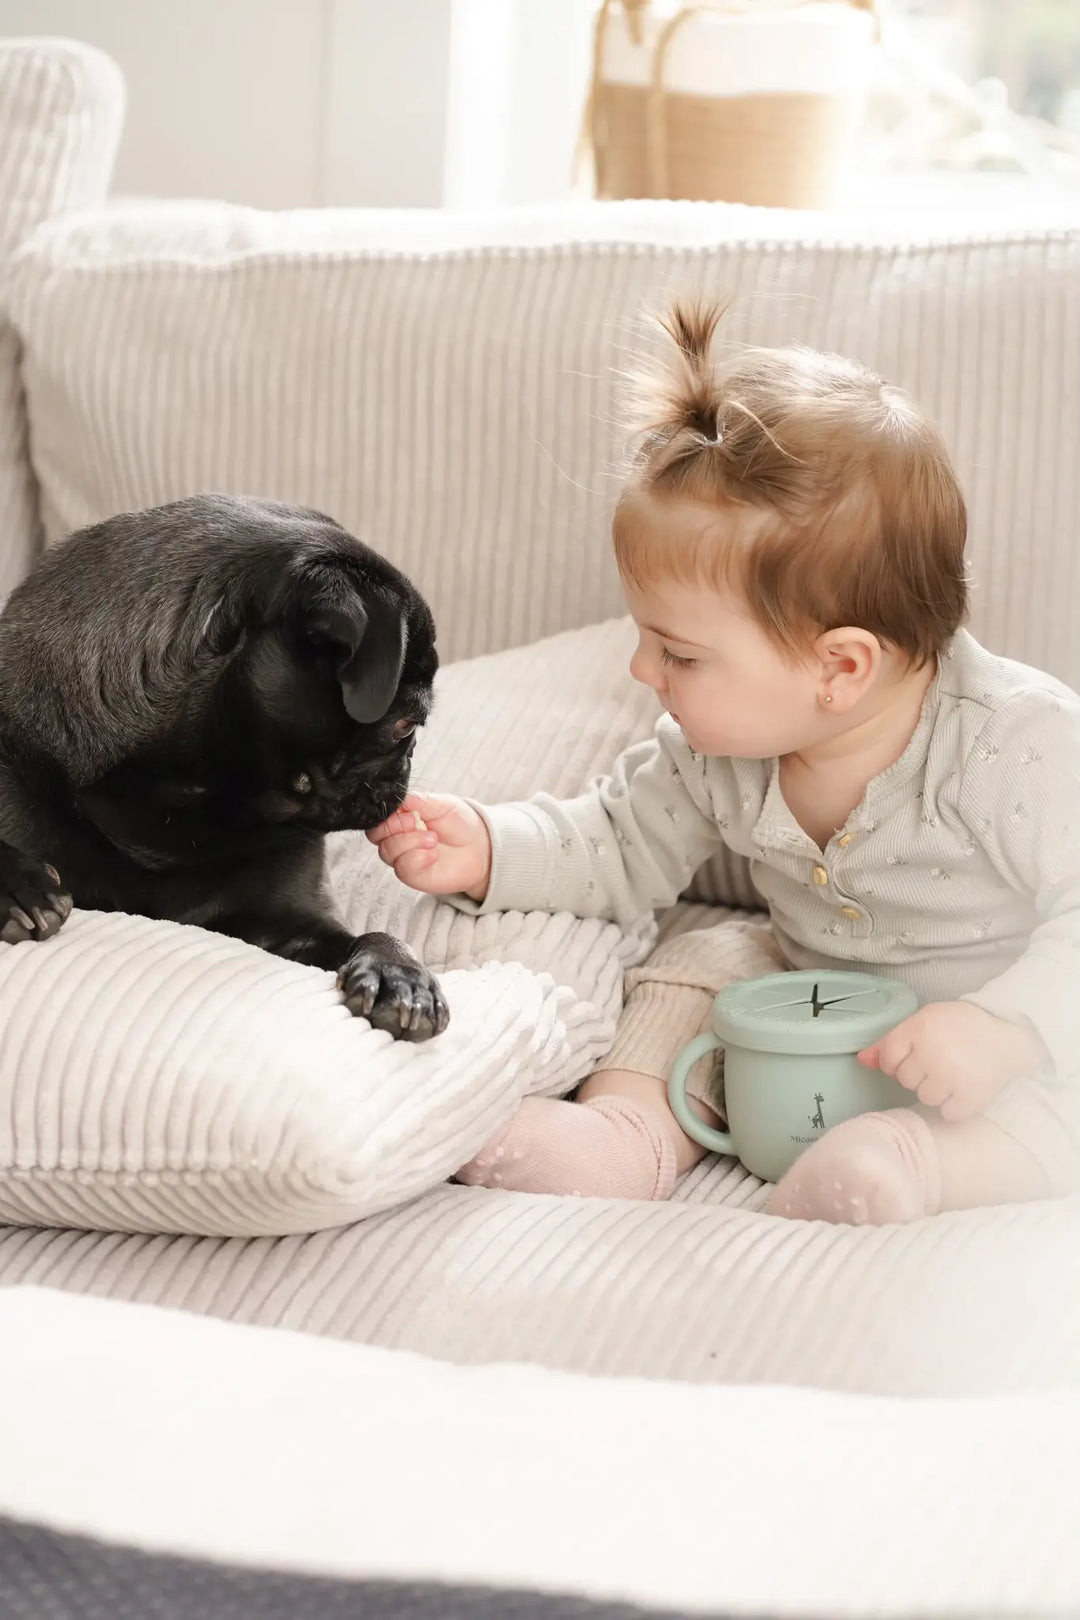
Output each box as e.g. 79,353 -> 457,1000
767,1109 -> 942,1225
455,1095 -> 679,1200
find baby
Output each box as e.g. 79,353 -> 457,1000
369,299 -> 1080,1224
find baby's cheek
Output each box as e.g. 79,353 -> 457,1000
685,714 -> 724,749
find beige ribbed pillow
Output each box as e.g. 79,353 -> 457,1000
0,39 -> 123,596
0,907 -> 625,1239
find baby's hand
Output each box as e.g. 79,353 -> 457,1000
858,1000 -> 1048,1123
367,793 -> 492,902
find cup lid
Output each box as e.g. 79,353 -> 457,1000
712,970 -> 919,1056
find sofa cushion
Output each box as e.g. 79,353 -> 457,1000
1,1172 -> 1077,1395
0,615 -> 1076,1396
0,39 -> 122,596
8,204 -> 1080,682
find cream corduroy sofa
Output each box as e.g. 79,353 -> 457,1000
0,38 -> 1078,1620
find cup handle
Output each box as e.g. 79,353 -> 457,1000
667,1031 -> 737,1155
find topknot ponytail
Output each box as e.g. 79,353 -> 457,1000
624,296 -> 729,461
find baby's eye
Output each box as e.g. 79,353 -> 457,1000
661,647 -> 696,669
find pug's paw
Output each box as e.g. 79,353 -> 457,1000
337,935 -> 450,1042
0,845 -> 73,945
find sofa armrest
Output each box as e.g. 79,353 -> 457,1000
0,38 -> 124,596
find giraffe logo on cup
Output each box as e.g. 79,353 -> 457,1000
809,1093 -> 826,1131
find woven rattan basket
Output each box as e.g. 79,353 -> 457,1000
587,0 -> 878,207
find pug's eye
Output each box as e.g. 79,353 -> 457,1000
392,719 -> 416,742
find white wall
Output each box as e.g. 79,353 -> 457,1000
444,0 -> 594,209
0,0 -> 593,208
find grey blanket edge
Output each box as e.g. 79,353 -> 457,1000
0,1512 -> 749,1620
0,1512 -> 1070,1620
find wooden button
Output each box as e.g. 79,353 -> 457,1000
838,833 -> 853,847
841,906 -> 862,921
812,865 -> 829,886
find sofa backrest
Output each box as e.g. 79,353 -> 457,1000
8,189 -> 1079,681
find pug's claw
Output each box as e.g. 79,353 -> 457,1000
0,846 -> 72,946
337,940 -> 449,1042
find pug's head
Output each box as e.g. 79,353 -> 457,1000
206,557 -> 438,835
0,494 -> 439,857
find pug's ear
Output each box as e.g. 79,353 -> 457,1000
200,587 -> 248,655
307,597 -> 408,724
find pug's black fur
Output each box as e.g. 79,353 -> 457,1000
0,494 -> 448,1040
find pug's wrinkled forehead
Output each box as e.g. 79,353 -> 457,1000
0,493 -> 438,783
192,496 -> 437,721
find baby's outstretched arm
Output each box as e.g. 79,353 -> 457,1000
369,719 -> 729,925
367,793 -> 492,900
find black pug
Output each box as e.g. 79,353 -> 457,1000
0,493 -> 449,1041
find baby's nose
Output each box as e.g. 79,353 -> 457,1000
629,648 -> 660,690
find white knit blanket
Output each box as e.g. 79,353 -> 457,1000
3,1289 -> 1078,1618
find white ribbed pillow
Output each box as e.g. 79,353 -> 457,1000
0,39 -> 123,596
0,907 -> 630,1238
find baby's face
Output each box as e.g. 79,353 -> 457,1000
624,572 -> 825,761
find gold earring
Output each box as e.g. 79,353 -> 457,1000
822,693 -> 833,705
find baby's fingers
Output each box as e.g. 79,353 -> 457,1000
937,1071 -> 995,1124
366,806 -> 430,845
938,1092 -> 976,1125
872,1030 -> 916,1083
393,847 -> 442,888
914,1069 -> 951,1109
374,828 -> 436,868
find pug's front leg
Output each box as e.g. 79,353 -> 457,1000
220,911 -> 449,1042
0,841 -> 73,944
337,931 -> 450,1042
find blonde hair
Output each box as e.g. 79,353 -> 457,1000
614,299 -> 968,665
